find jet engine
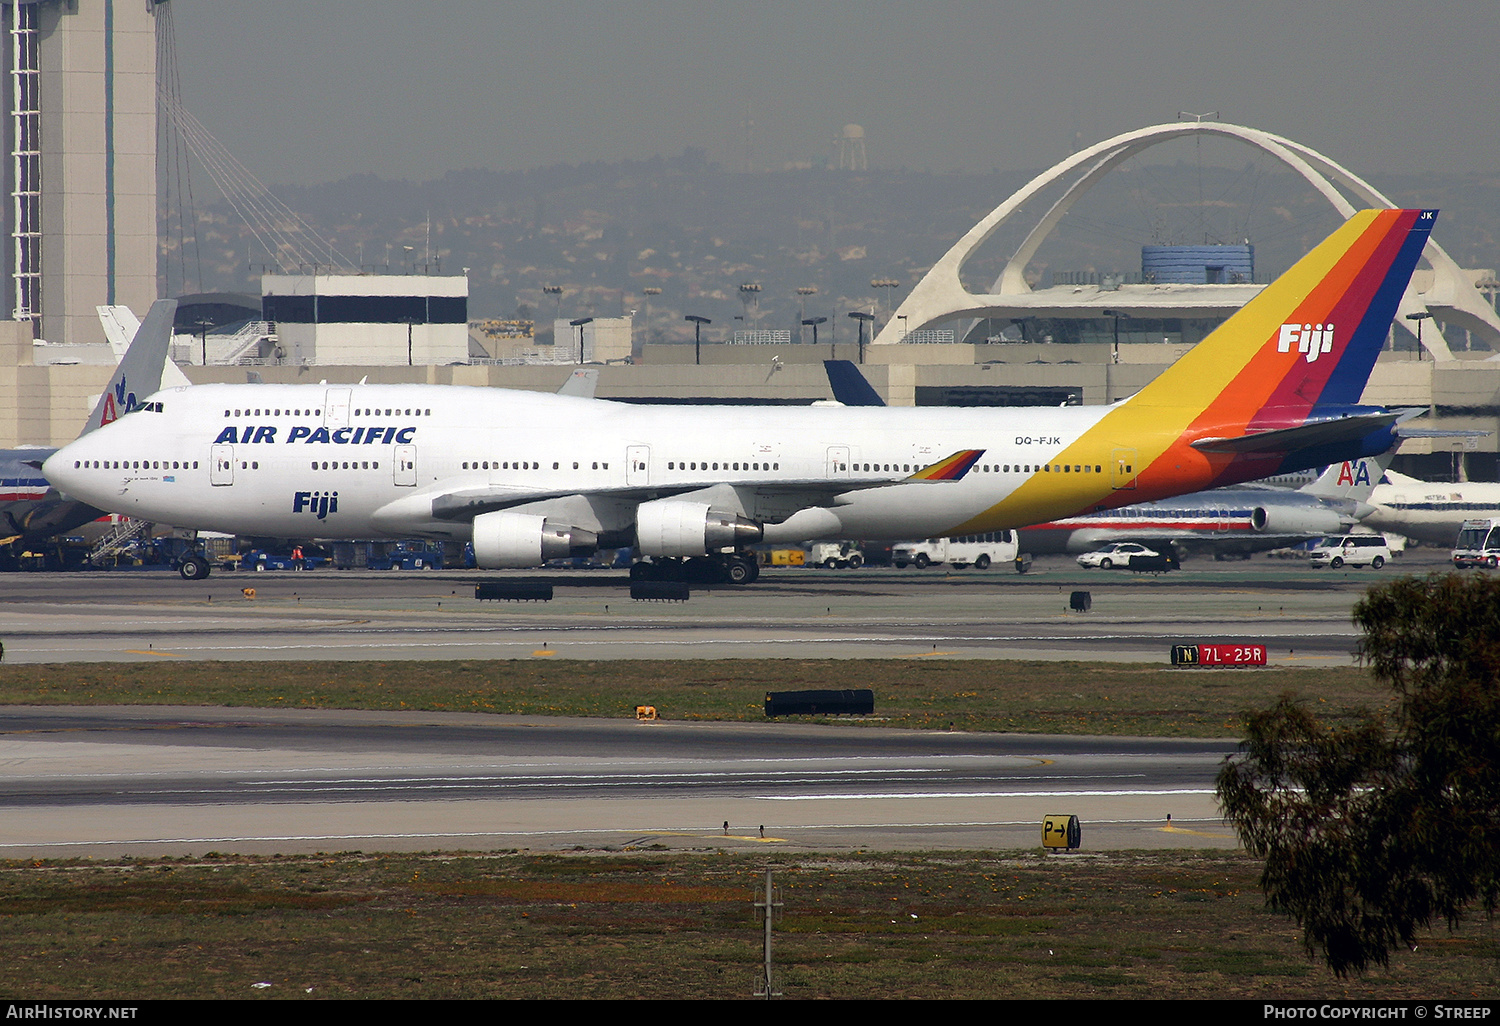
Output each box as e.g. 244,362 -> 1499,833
635,499 -> 763,557
1251,504 -> 1347,536
471,510 -> 597,568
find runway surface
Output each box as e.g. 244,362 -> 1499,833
0,551 -> 1436,665
0,705 -> 1239,857
0,554 -> 1424,855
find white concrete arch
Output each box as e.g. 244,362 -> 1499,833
875,121 -> 1500,358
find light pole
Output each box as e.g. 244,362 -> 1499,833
1406,311 -> 1433,360
871,278 -> 899,328
803,316 -> 828,356
796,286 -> 818,342
194,317 -> 214,366
848,311 -> 874,364
640,287 -> 661,347
570,316 -> 594,364
399,316 -> 420,366
543,285 -> 564,325
738,282 -> 761,327
685,315 -> 711,365
1102,309 -> 1124,365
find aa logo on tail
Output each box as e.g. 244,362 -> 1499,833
1277,323 -> 1334,364
100,378 -> 140,427
1336,460 -> 1372,487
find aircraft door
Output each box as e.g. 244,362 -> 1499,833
1110,448 -> 1138,490
626,445 -> 650,487
324,388 -> 351,428
211,444 -> 234,486
394,445 -> 416,486
826,446 -> 850,478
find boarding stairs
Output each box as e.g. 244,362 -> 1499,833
87,518 -> 151,565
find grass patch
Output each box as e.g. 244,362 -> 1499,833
0,659 -> 1390,736
0,850 -> 1488,999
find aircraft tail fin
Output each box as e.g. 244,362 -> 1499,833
1125,209 -> 1436,426
1299,449 -> 1398,503
98,302 -> 192,389
96,305 -> 141,358
557,367 -> 600,399
81,299 -> 177,437
823,360 -> 885,407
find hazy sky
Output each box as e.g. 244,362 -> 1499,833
166,1 -> 1500,185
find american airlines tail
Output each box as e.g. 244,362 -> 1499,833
81,299 -> 178,436
1299,450 -> 1398,506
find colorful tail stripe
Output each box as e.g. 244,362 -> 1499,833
910,449 -> 986,481
954,210 -> 1435,535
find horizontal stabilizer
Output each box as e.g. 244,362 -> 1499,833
1395,427 -> 1492,439
1190,413 -> 1399,456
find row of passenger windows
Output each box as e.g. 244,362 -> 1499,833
979,463 -> 1108,474
312,461 -> 380,470
461,460 -> 610,471
73,459 -> 199,471
668,461 -> 780,471
226,408 -> 320,418
223,407 -> 432,418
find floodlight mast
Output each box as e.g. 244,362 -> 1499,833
685,314 -> 711,365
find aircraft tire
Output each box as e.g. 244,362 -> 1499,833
179,557 -> 211,581
726,558 -> 754,585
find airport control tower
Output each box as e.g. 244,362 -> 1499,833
3,0 -> 158,344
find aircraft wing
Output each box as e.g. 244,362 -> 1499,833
428,449 -> 987,522
1190,412 -> 1400,456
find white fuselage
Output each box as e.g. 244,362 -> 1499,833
44,383 -> 1122,545
1363,474 -> 1500,546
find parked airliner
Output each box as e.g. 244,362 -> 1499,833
1360,468 -> 1500,545
45,209 -> 1436,582
0,300 -> 176,564
1019,452 -> 1394,558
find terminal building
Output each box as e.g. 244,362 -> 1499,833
261,274 -> 469,366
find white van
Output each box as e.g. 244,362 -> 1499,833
892,531 -> 1019,570
1452,518 -> 1500,569
1309,534 -> 1391,569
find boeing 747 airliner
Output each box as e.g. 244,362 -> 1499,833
45,210 -> 1437,582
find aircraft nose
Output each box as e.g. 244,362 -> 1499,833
43,444 -> 85,495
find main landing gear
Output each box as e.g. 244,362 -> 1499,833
629,553 -> 760,585
176,554 -> 212,580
